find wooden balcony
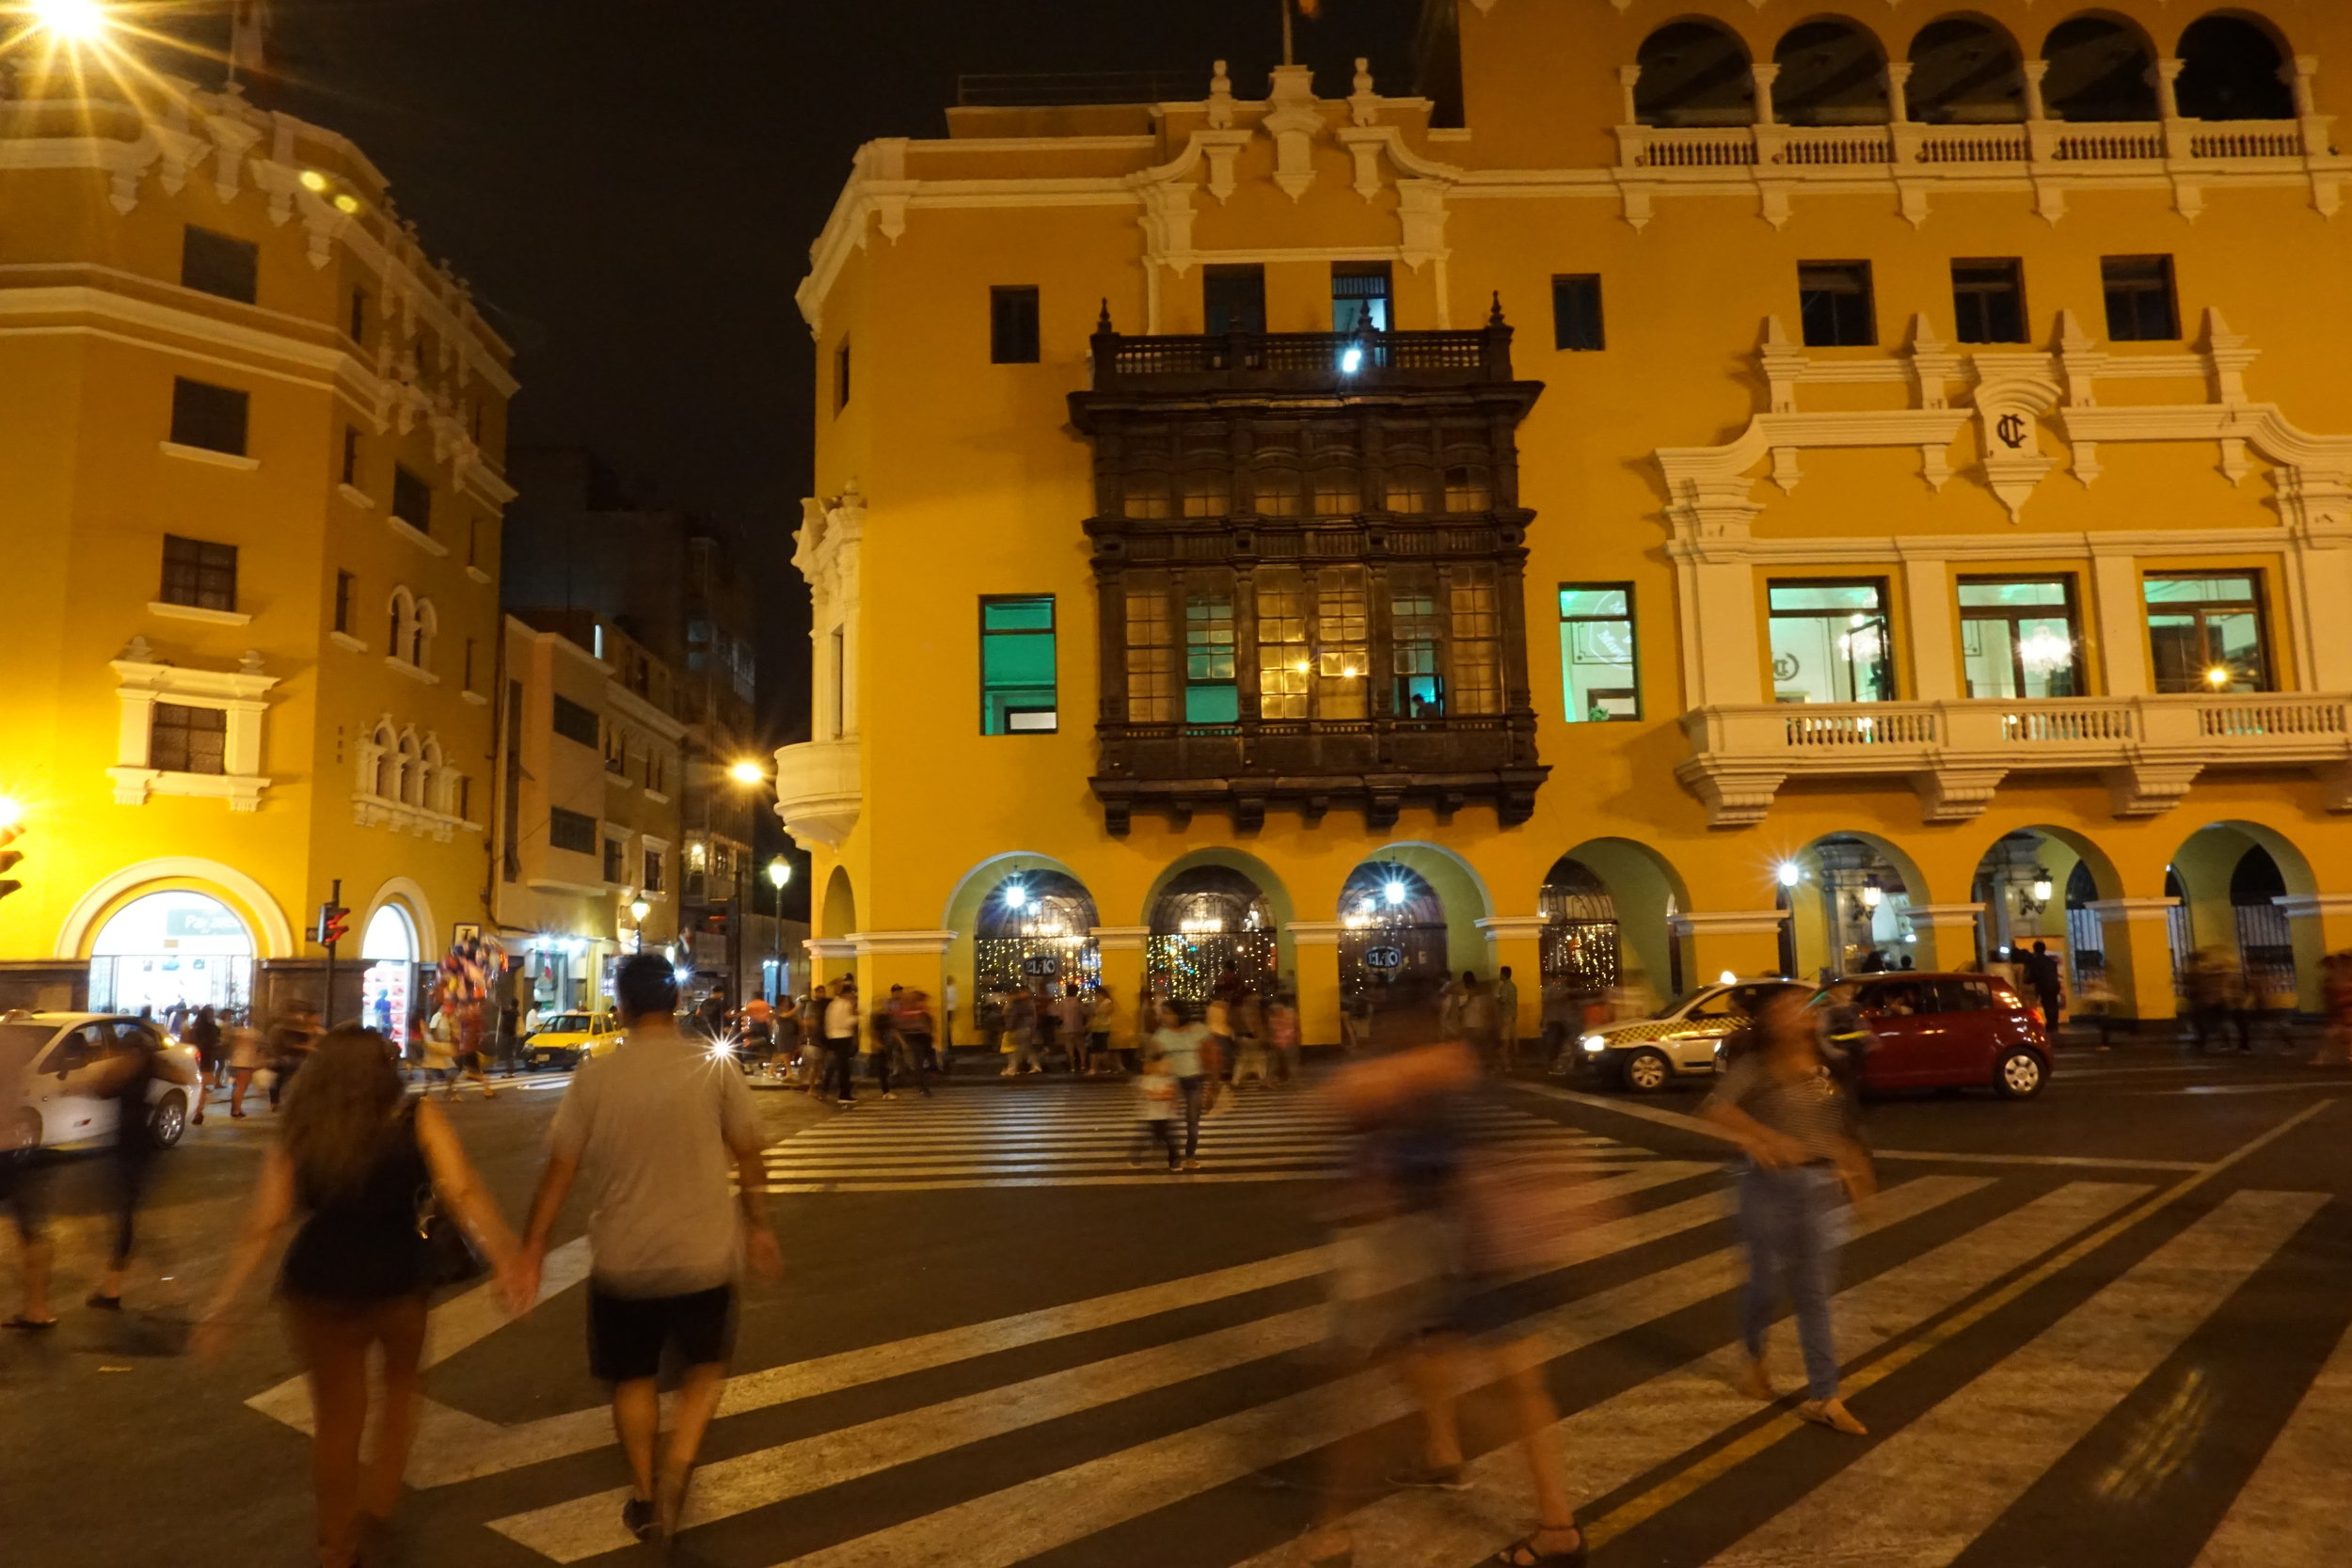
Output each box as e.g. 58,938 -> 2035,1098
1677,693 -> 2352,826
1092,714 -> 1547,833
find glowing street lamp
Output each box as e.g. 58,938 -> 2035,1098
728,758 -> 766,784
1777,862 -> 1803,888
766,858 -> 791,892
2204,665 -> 2233,689
627,895 -> 650,954
29,0 -> 111,43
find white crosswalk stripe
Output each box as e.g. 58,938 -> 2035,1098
757,1085 -> 1655,1192
369,1099 -> 2344,1568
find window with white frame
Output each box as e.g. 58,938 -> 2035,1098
386,587 -> 437,673
108,644 -> 278,810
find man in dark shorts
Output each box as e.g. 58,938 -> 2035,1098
510,954 -> 778,1543
0,1021 -> 56,1329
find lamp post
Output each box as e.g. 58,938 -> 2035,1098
766,857 -> 792,1002
723,758 -> 771,1016
628,896 -> 650,955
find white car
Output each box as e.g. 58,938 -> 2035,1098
1574,982 -> 1765,1093
2,1012 -> 200,1156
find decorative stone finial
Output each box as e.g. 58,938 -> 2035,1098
1487,291 -> 1506,327
119,635 -> 154,663
1354,57 -> 1374,96
1207,60 -> 1235,129
1097,297 -> 1114,333
1349,56 -> 1380,126
239,649 -> 265,675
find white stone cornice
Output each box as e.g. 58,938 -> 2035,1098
1283,920 -> 1348,946
2276,895 -> 2352,921
2087,897 -> 2183,922
1089,926 -> 1151,952
1476,915 -> 1552,942
1670,910 -> 1789,938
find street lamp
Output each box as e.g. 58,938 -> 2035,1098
729,759 -> 766,784
766,857 -> 791,1001
29,0 -> 112,43
628,896 -> 650,954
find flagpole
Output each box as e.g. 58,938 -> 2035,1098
1279,0 -> 1294,68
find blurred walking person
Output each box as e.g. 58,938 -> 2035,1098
1001,988 -> 1042,1077
509,954 -> 780,1543
1089,985 -> 1120,1074
1149,1000 -> 1212,1171
196,1028 -> 520,1568
1,1020 -> 57,1330
84,1020 -> 202,1310
2313,952 -> 2352,1069
227,1020 -> 265,1117
188,1005 -> 224,1098
1269,992 -> 1302,1085
1126,1048 -> 1182,1171
1493,965 -> 1521,1071
268,1004 -> 321,1110
1702,988 -> 1876,1436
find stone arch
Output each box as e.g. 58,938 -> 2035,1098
413,598 -> 438,667
1141,847 -> 1296,1000
1538,837 -> 1689,1004
2174,12 -> 2295,120
368,718 -> 397,799
358,874 -> 438,962
820,863 -> 857,941
1773,832 -> 1933,980
421,735 -> 445,813
395,728 -> 423,807
57,857 -> 296,961
939,850 -> 1102,1005
2168,820 -> 2322,1008
1965,825 -> 2125,990
2042,12 -> 2162,121
1772,16 -> 1893,126
1907,13 -> 2027,123
388,585 -> 415,660
1634,17 -> 1756,128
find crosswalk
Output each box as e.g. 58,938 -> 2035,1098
260,1093 -> 2352,1567
756,1085 -> 1681,1193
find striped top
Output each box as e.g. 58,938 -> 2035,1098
1706,1053 -> 1851,1163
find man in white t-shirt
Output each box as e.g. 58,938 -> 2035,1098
509,954 -> 778,1542
820,978 -> 859,1106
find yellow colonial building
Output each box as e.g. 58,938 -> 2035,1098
781,0 -> 2352,1045
0,66 -> 514,1033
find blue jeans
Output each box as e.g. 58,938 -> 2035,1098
1738,1163 -> 1844,1401
1177,1075 -> 1205,1159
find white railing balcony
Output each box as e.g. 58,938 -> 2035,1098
1676,693 -> 2352,827
773,736 -> 862,849
1615,116 -> 2335,178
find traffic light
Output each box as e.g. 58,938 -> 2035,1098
0,820 -> 21,903
318,902 -> 350,947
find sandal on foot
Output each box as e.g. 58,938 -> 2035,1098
3,1315 -> 58,1330
1796,1397 -> 1868,1435
1495,1529 -> 1586,1566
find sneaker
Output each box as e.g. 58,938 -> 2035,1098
1182,1158 -> 1201,1171
620,1496 -> 657,1542
1387,1463 -> 1470,1492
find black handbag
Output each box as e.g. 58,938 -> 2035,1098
416,1186 -> 485,1291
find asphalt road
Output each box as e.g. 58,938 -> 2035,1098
2,1036 -> 2348,1568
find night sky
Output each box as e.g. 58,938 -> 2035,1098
232,0 -> 1424,740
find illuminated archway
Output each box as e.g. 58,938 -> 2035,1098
87,888 -> 255,1019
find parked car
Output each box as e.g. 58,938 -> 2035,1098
520,1012 -> 623,1070
1577,981 -> 1773,1092
1830,973 -> 2052,1100
1,1012 -> 199,1158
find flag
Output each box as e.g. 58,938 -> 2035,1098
228,0 -> 272,86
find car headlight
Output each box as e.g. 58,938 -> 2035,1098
1581,1035 -> 1607,1053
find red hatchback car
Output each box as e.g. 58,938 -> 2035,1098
1832,973 -> 2053,1100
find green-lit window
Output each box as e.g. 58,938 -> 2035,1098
1184,589 -> 1237,723
1560,584 -> 1638,721
1959,578 -> 2081,699
1769,580 -> 1894,704
980,595 -> 1057,734
2145,574 -> 2270,693
1391,569 -> 1443,716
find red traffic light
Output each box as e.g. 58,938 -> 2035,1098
318,903 -> 350,947
0,820 -> 22,902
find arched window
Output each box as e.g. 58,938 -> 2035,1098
411,599 -> 437,669
1634,20 -> 1755,128
2042,15 -> 2160,121
2176,14 -> 2294,120
388,586 -> 415,659
367,721 -> 396,800
396,729 -> 422,807
1773,19 -> 1893,126
421,736 -> 444,813
1908,16 -> 2026,123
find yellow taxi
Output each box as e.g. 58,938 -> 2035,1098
520,1011 -> 624,1070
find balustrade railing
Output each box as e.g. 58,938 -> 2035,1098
1619,116 -> 2327,175
1090,325 -> 1514,390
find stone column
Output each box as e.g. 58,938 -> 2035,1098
1886,61 -> 1914,125
1090,926 -> 1150,1053
1673,910 -> 1789,987
2155,58 -> 2185,122
2089,898 -> 2181,1028
2275,895 -> 2352,1013
2023,59 -> 2051,123
1287,920 -> 1346,1048
804,937 -> 857,991
1616,64 -> 1643,126
1475,916 -> 1549,1041
1901,904 -> 1986,974
1751,63 -> 1781,126
2090,552 -> 2152,695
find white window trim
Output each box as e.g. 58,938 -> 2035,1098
329,630 -> 367,653
466,565 -> 492,586
159,439 -> 259,471
109,652 -> 277,811
387,512 -> 449,557
148,599 -> 253,626
461,688 -> 488,705
338,482 -> 375,510
384,655 -> 440,685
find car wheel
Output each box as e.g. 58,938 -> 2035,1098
1622,1048 -> 1674,1094
149,1091 -> 188,1149
1994,1050 -> 2046,1101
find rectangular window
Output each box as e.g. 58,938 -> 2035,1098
333,570 -> 355,634
550,693 -> 600,749
1449,565 -> 1503,717
169,377 -> 248,455
978,594 -> 1057,734
1331,262 -> 1391,333
1769,579 -> 1895,704
149,702 -> 227,775
2145,573 -> 2271,693
1311,467 -> 1357,517
1249,467 -> 1302,517
834,337 -> 851,411
457,776 -> 470,822
1959,578 -> 2082,699
181,226 -> 259,304
644,847 -> 664,893
348,286 -> 369,345
391,465 -> 431,531
1391,569 -> 1443,717
1798,261 -> 1877,347
160,534 -> 237,611
2104,256 -> 2180,342
990,286 -> 1041,363
1315,566 -> 1370,721
1952,259 -> 2027,345
341,426 -> 359,486
1202,263 -> 1266,335
463,636 -> 476,691
1184,587 -> 1239,723
1124,581 -> 1174,723
602,836 -> 625,884
1559,584 -> 1639,721
1255,570 -> 1310,720
1551,274 -> 1605,352
548,806 -> 597,855
827,626 -> 845,737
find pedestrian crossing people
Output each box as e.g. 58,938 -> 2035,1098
508,954 -> 779,1544
1151,1000 -> 1211,1170
821,978 -> 859,1106
1127,1050 -> 1182,1170
1495,965 -> 1521,1070
1702,988 -> 1875,1436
